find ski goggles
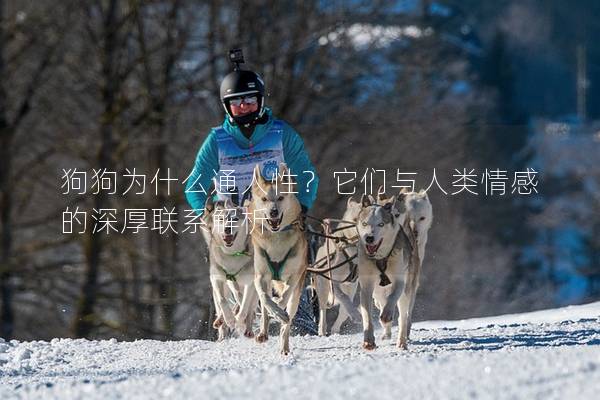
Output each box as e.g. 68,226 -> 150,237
228,96 -> 258,107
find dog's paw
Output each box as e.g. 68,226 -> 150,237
213,316 -> 224,329
397,339 -> 408,350
223,316 -> 236,329
217,328 -> 227,342
281,348 -> 290,356
244,330 -> 255,338
256,333 -> 268,343
379,307 -> 394,324
234,319 -> 246,335
362,341 -> 377,351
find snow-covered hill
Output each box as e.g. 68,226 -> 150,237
1,302 -> 599,399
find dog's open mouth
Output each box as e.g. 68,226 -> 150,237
222,232 -> 237,247
365,238 -> 383,257
266,213 -> 283,231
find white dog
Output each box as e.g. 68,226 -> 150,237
248,163 -> 308,355
203,197 -> 257,341
401,189 -> 432,337
375,188 -> 433,341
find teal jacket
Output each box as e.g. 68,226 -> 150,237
185,108 -> 319,212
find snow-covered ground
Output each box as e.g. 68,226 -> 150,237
1,302 -> 599,399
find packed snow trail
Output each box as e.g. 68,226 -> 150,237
1,302 -> 599,399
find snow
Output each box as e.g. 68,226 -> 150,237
318,23 -> 431,49
1,302 -> 599,399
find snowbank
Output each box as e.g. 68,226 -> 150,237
1,302 -> 599,399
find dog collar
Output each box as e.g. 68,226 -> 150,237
227,242 -> 251,258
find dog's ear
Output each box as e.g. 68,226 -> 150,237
278,163 -> 295,185
200,201 -> 214,229
382,195 -> 396,211
205,195 -> 215,214
278,162 -> 289,176
361,194 -> 372,208
253,164 -> 267,187
242,199 -> 250,208
377,185 -> 387,203
400,187 -> 409,194
214,200 -> 226,210
347,196 -> 355,208
397,191 -> 407,204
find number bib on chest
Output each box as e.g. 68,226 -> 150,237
213,121 -> 285,204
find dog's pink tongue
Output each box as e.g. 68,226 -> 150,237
367,244 -> 377,253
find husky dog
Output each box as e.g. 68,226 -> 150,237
401,189 -> 432,337
314,196 -> 362,336
403,190 -> 432,266
375,188 -> 433,341
356,194 -> 414,350
203,197 -> 257,341
248,163 -> 308,355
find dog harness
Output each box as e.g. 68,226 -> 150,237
216,263 -> 247,282
216,246 -> 252,282
375,258 -> 392,287
375,221 -> 416,287
260,247 -> 295,281
213,121 -> 285,204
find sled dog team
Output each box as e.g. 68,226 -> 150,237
202,163 -> 432,355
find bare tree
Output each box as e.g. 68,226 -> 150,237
0,0 -> 70,339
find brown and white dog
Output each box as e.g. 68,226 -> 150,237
248,163 -> 308,355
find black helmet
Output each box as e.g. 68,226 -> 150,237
220,69 -> 265,126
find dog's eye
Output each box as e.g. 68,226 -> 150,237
378,222 -> 384,227
232,218 -> 239,222
419,217 -> 426,221
277,196 -> 284,202
261,197 -> 267,202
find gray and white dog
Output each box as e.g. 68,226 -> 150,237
314,196 -> 362,336
203,197 -> 257,341
356,193 -> 414,350
248,163 -> 308,355
400,189 -> 433,337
